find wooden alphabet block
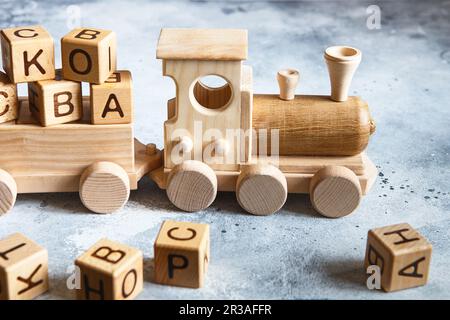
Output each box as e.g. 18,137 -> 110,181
364,223 -> 432,292
0,233 -> 49,300
154,220 -> 210,288
0,25 -> 55,83
90,70 -> 133,124
27,69 -> 82,126
75,238 -> 143,300
61,28 -> 117,84
0,71 -> 18,124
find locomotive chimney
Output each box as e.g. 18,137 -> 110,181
277,69 -> 299,100
324,46 -> 361,102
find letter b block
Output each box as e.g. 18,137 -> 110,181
0,233 -> 49,300
154,220 -> 210,288
61,28 -> 117,84
0,71 -> 18,124
28,69 -> 82,126
90,70 -> 133,124
75,238 -> 143,300
0,25 -> 55,83
364,223 -> 432,292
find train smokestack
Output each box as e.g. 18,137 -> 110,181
324,46 -> 361,102
277,69 -> 299,101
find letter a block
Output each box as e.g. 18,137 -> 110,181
27,69 -> 82,126
90,70 -> 133,124
0,233 -> 49,300
364,223 -> 432,292
0,71 -> 18,124
154,220 -> 210,288
61,28 -> 117,84
75,238 -> 143,300
0,25 -> 55,83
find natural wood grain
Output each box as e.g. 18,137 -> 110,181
166,160 -> 217,212
79,162 -> 130,214
236,164 -> 287,215
157,28 -> 247,61
0,233 -> 48,300
0,71 -> 18,124
324,46 -> 361,102
0,169 -> 17,215
364,223 -> 432,292
90,70 -> 133,124
0,25 -> 55,83
309,166 -> 362,218
252,94 -> 375,156
28,69 -> 83,126
241,64 -> 253,163
154,220 -> 209,288
75,238 -> 143,300
61,28 -> 116,84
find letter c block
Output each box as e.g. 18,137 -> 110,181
75,238 -> 143,300
154,220 -> 210,288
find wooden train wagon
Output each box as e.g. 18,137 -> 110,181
0,97 -> 162,214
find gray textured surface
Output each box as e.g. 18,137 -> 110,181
0,0 -> 449,299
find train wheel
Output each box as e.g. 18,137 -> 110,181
79,162 -> 130,214
166,160 -> 217,212
0,169 -> 17,215
309,166 -> 361,218
236,164 -> 287,216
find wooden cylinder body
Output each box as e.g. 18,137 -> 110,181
252,94 -> 375,156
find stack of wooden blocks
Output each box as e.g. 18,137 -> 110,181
0,25 -> 133,127
0,220 -> 210,300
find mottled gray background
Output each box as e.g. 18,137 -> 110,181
0,0 -> 449,299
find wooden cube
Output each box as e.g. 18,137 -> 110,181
0,25 -> 55,83
27,69 -> 82,126
0,71 -> 18,124
154,220 -> 210,288
364,223 -> 432,292
75,238 -> 143,300
61,28 -> 117,84
90,70 -> 133,124
0,233 -> 49,300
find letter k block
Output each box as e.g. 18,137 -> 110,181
0,233 -> 49,300
154,220 -> 210,288
27,69 -> 83,126
364,223 -> 432,292
75,238 -> 143,300
1,25 -> 55,83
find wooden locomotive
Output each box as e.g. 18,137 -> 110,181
0,26 -> 162,215
149,28 -> 377,217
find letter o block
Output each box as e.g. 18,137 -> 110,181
61,28 -> 117,84
75,238 -> 143,300
0,71 -> 18,124
27,69 -> 82,126
90,70 -> 133,124
154,220 -> 210,288
0,25 -> 55,83
364,223 -> 432,292
0,233 -> 49,300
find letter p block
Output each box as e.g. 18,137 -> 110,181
154,220 -> 210,288
75,239 -> 143,300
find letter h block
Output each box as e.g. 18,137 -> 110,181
154,220 -> 210,288
364,223 -> 432,292
0,25 -> 55,83
0,233 -> 49,300
61,28 -> 117,84
27,69 -> 82,126
75,238 -> 143,300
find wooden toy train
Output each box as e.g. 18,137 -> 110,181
0,26 -> 377,218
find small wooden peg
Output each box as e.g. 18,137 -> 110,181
277,69 -> 299,100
